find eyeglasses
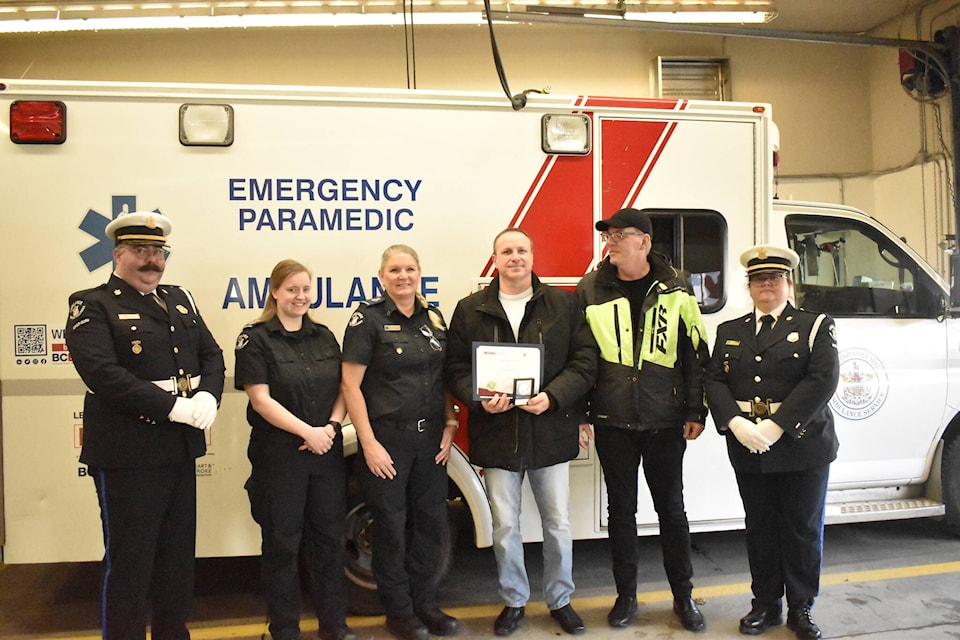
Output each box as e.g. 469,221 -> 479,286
419,324 -> 443,352
749,272 -> 789,286
600,231 -> 644,243
125,244 -> 168,259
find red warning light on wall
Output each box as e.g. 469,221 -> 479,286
10,100 -> 66,144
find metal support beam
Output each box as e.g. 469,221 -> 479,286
485,11 -> 943,55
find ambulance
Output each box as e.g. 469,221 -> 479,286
1,79 -> 957,611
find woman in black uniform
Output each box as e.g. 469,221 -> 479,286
341,244 -> 460,640
234,259 -> 355,640
705,245 -> 839,640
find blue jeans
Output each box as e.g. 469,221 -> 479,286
484,463 -> 575,610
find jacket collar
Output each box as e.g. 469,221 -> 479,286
480,272 -> 544,308
264,314 -> 319,336
596,252 -> 679,290
108,273 -> 169,317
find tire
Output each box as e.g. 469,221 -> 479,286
344,468 -> 458,615
943,435 -> 960,537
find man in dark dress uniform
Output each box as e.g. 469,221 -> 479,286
66,211 -> 225,640
705,245 -> 839,640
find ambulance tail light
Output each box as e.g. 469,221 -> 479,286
179,103 -> 234,146
541,114 -> 591,155
9,100 -> 66,144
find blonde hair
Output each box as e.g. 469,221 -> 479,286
380,244 -> 421,270
378,244 -> 444,329
252,259 -> 312,325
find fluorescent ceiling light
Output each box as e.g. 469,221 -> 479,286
624,11 -> 774,24
0,0 -> 775,30
0,11 -> 494,32
524,2 -> 776,24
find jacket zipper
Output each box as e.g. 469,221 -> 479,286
613,303 -> 623,364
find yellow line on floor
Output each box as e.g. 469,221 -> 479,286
19,560 -> 960,640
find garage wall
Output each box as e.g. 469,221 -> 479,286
0,25 -> 876,177
0,9 -> 955,271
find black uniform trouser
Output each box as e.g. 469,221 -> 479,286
595,425 -> 694,599
361,422 -> 449,617
245,433 -> 348,640
735,463 -> 830,611
91,461 -> 197,640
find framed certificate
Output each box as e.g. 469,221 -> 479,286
472,342 -> 544,404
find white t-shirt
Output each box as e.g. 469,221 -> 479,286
499,287 -> 533,341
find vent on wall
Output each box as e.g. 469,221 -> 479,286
656,57 -> 730,101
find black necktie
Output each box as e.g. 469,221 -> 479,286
152,292 -> 168,312
757,314 -> 773,337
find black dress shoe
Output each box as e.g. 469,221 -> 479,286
787,606 -> 822,640
607,594 -> 638,628
385,614 -> 430,640
673,596 -> 705,632
494,606 -> 525,636
738,605 -> 783,635
415,607 -> 460,636
550,604 -> 586,635
319,625 -> 358,640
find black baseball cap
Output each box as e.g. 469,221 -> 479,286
596,207 -> 653,235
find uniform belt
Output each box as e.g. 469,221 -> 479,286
376,418 -> 435,432
736,399 -> 781,418
152,374 -> 202,395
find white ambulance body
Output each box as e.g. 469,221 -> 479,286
1,80 -> 957,607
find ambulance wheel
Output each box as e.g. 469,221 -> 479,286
344,494 -> 380,614
943,435 -> 960,537
344,469 -> 457,615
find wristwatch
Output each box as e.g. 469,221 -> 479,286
327,420 -> 343,434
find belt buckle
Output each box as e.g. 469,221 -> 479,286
751,398 -> 771,417
177,374 -> 192,395
417,419 -> 426,433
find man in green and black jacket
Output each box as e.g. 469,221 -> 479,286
575,207 -> 709,633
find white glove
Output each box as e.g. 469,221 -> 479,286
168,397 -> 198,426
756,419 -> 784,446
727,416 -> 771,454
191,391 -> 218,430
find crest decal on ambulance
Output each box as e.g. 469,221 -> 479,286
829,348 -> 889,421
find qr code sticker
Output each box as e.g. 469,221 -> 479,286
15,324 -> 48,357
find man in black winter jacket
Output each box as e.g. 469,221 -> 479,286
446,228 -> 597,637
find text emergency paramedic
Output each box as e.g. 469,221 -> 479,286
231,177 -> 421,232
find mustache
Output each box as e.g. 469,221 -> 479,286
138,264 -> 163,273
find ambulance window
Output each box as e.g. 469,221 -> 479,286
785,215 -> 941,318
648,209 -> 726,312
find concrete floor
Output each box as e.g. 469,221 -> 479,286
2,518 -> 960,639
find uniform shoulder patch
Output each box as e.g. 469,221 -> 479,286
69,300 -> 86,320
349,311 -> 365,327
236,333 -> 250,350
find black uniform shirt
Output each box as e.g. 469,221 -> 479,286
341,296 -> 447,425
234,315 -> 342,443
